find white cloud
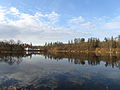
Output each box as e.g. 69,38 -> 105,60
46,11 -> 59,24
104,22 -> 120,29
79,22 -> 96,29
1,6 -> 120,45
9,7 -> 20,15
70,22 -> 96,30
0,6 -> 87,45
69,16 -> 85,24
0,6 -> 7,21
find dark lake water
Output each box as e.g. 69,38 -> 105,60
0,52 -> 120,90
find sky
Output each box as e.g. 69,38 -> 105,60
0,0 -> 120,45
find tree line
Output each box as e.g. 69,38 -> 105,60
0,39 -> 25,51
44,35 -> 120,52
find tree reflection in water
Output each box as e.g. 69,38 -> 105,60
0,52 -> 120,90
42,52 -> 120,69
1,52 -> 120,69
0,53 -> 31,65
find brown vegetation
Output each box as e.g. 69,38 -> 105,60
43,35 -> 120,54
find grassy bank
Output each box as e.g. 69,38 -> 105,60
46,48 -> 120,54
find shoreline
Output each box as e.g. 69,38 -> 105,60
45,48 -> 120,56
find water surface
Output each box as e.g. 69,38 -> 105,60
0,53 -> 120,90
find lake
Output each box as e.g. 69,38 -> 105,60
0,52 -> 120,90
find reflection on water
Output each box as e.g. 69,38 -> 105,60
0,52 -> 120,90
0,53 -> 24,65
43,52 -> 120,69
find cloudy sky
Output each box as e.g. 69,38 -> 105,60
0,0 -> 120,45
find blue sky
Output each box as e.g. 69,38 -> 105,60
0,0 -> 120,45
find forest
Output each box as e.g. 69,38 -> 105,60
43,35 -> 120,53
0,39 -> 25,52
